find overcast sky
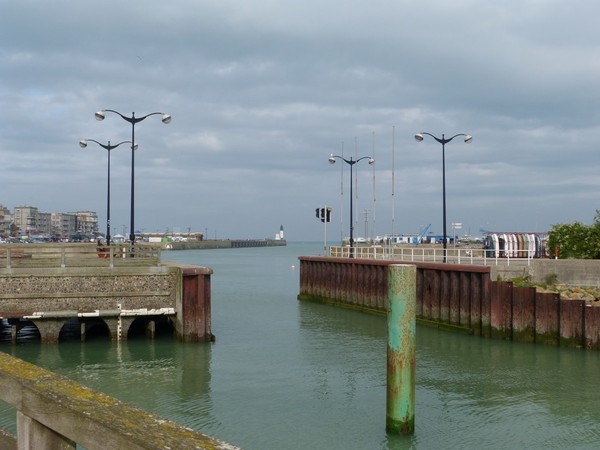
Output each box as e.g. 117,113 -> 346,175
1,1 -> 599,242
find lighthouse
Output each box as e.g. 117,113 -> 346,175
275,225 -> 284,240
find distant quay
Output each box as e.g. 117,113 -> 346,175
162,238 -> 286,251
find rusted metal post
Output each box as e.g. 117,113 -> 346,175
386,264 -> 416,435
177,267 -> 214,342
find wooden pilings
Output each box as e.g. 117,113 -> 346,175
298,256 -> 600,350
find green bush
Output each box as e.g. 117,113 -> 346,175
511,275 -> 535,288
548,210 -> 600,259
542,273 -> 558,289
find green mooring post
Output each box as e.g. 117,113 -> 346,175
386,264 -> 416,435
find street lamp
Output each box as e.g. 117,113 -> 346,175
79,139 -> 137,244
328,154 -> 375,258
415,132 -> 472,262
95,110 -> 171,245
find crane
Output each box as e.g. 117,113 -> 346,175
412,224 -> 431,244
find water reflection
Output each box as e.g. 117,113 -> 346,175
1,337 -> 220,438
298,300 -> 386,401
414,326 -> 600,449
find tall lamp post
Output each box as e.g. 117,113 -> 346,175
79,139 -> 137,244
95,110 -> 171,245
414,132 -> 472,262
328,154 -> 375,258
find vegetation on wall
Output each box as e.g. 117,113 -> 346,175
548,210 -> 600,259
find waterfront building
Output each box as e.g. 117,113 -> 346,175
68,211 -> 99,239
50,212 -> 78,241
0,205 -> 11,237
10,206 -> 98,240
37,212 -> 51,236
13,206 -> 39,236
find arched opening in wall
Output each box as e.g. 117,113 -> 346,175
2,319 -> 41,343
81,318 -> 111,342
58,318 -> 82,342
127,316 -> 175,340
0,319 -> 8,343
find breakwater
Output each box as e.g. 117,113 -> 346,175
163,238 -> 286,250
298,256 -> 600,350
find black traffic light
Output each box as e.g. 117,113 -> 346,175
315,207 -> 332,223
317,208 -> 325,222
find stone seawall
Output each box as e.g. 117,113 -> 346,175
529,259 -> 600,288
0,267 -> 177,316
488,258 -> 600,288
0,263 -> 213,344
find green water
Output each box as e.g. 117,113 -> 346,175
2,242 -> 600,449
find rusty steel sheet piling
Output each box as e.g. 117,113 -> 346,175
298,257 -> 600,351
386,264 -> 416,435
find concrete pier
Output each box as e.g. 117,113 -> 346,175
0,244 -> 213,344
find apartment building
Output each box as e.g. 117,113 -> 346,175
0,204 -> 11,236
68,211 -> 99,238
9,206 -> 98,240
13,206 -> 38,235
51,212 -> 78,240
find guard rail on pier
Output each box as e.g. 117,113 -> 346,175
329,245 -> 535,266
0,243 -> 161,270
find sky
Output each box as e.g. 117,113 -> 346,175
1,0 -> 600,242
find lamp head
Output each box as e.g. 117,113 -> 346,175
79,139 -> 88,148
95,110 -> 105,121
328,154 -> 336,164
464,135 -> 473,143
414,133 -> 424,142
132,143 -> 139,150
368,158 -> 375,165
161,114 -> 172,124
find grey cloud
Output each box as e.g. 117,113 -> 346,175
1,1 -> 600,240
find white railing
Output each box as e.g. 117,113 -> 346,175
328,245 -> 536,266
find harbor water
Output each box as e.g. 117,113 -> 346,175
1,242 -> 600,449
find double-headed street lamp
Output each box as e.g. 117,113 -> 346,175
328,154 -> 375,258
79,139 -> 137,244
415,132 -> 472,262
95,110 -> 171,245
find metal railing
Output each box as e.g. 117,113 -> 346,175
328,245 -> 536,266
0,243 -> 162,269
